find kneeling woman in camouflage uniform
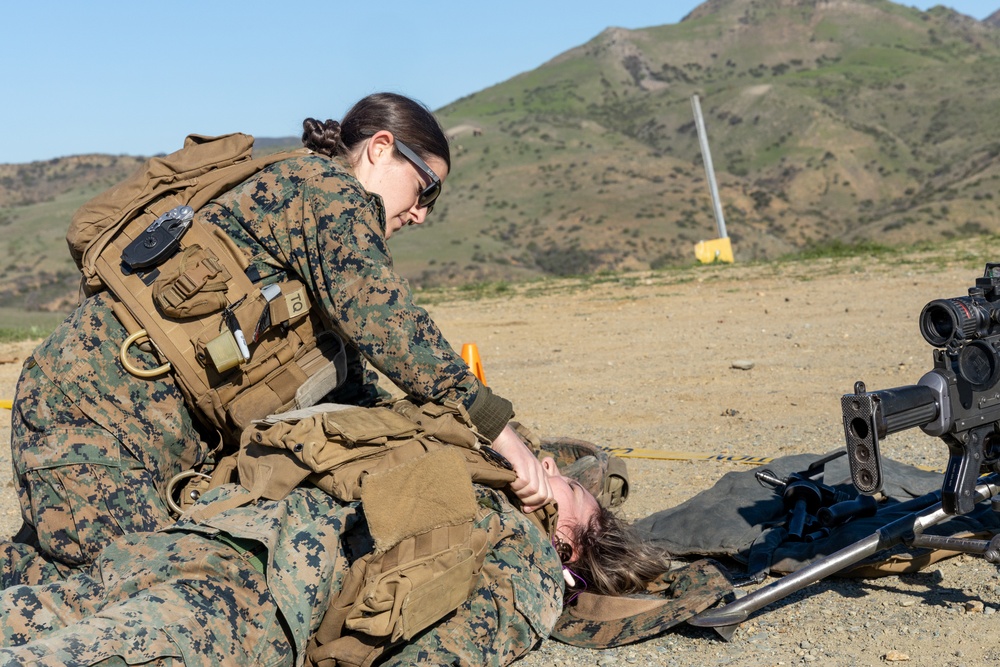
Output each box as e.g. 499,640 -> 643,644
0,417 -> 668,667
8,92 -> 557,582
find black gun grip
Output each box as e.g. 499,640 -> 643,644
941,428 -> 986,515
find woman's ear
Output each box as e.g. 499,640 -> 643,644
365,130 -> 396,166
554,534 -> 574,564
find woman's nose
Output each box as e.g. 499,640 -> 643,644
408,203 -> 428,225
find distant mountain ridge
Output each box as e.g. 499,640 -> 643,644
1,0 -> 999,314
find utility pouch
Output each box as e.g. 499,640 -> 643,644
217,332 -> 347,434
97,203 -> 345,444
308,516 -> 491,667
306,449 -> 494,667
347,539 -> 481,640
391,399 -> 481,448
152,244 -> 232,318
347,449 -> 484,639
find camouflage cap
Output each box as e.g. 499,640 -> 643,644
549,559 -> 731,649
537,436 -> 630,509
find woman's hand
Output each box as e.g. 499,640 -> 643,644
491,424 -> 554,513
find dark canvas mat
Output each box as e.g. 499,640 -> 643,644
633,452 -> 1000,575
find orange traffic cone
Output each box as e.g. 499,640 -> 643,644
461,343 -> 487,386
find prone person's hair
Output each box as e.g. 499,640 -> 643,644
301,92 -> 450,170
568,506 -> 672,597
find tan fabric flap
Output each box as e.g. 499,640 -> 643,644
361,448 -> 478,553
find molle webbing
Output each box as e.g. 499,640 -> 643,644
97,213 -> 346,440
69,133 -> 304,294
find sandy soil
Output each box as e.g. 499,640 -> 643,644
3,249 -> 998,666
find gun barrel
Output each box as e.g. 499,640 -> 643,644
690,474 -> 1000,637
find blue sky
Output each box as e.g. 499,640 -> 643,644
1,0 -> 995,164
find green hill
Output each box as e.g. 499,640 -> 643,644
402,0 -> 1000,285
2,0 -> 999,320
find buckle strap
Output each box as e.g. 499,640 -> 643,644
163,256 -> 227,305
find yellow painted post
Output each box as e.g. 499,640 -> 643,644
694,237 -> 734,264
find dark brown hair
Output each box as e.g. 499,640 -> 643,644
567,506 -> 672,597
301,92 -> 450,170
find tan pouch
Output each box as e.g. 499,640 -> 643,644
152,244 -> 232,318
362,448 -> 479,552
343,448 -> 484,641
391,399 -> 480,448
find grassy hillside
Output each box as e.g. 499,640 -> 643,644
401,0 -> 1000,285
2,0 -> 999,325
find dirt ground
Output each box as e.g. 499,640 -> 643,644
3,248 -> 1000,666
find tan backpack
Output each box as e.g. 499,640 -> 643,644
67,133 -> 302,295
65,134 -> 348,439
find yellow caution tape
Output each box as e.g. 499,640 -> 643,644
603,447 -> 773,465
604,447 -> 941,472
0,399 -> 11,410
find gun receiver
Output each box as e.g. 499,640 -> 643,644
843,263 -> 1000,516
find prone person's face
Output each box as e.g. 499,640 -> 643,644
540,456 -> 600,561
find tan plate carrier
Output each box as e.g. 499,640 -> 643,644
73,133 -> 346,440
98,217 -> 345,439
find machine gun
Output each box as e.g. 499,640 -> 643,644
844,262 -> 1000,516
690,263 -> 1000,638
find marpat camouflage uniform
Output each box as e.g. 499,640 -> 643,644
0,484 -> 563,667
200,154 -> 484,413
9,291 -> 209,581
8,154 -> 508,584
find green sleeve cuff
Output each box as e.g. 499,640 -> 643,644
467,385 -> 514,442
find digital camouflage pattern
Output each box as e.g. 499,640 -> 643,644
0,484 -> 562,667
8,153 -> 499,582
0,530 -> 292,666
1,540 -> 64,591
198,154 -> 483,415
11,291 -> 208,574
549,559 -> 732,649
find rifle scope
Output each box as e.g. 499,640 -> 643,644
919,263 -> 1000,347
919,293 -> 1000,347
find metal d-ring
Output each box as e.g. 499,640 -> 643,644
120,329 -> 171,378
166,470 -> 214,516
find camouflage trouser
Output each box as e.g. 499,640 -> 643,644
2,479 -> 561,667
10,293 -> 209,582
0,531 -> 292,667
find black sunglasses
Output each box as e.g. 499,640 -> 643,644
394,139 -> 442,213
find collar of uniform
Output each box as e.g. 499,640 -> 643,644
322,154 -> 388,237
